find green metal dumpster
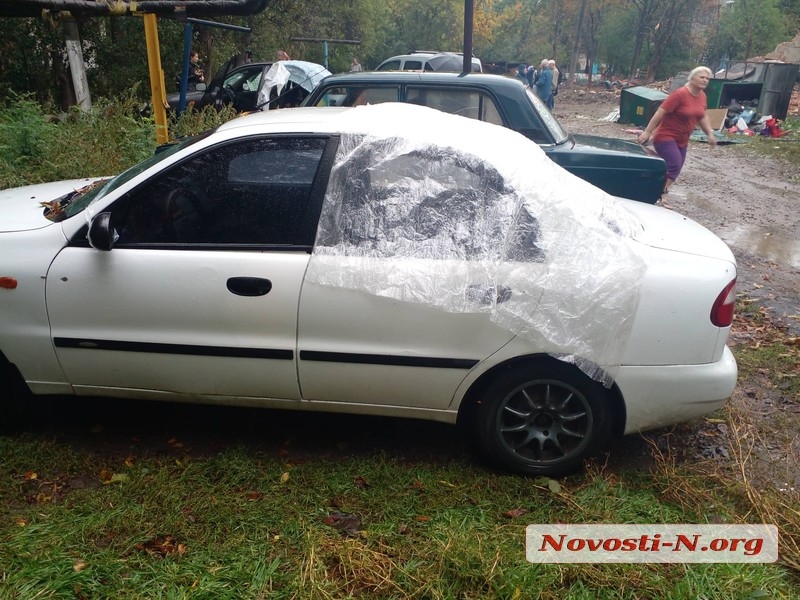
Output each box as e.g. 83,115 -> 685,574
705,79 -> 762,110
618,86 -> 668,127
709,62 -> 798,120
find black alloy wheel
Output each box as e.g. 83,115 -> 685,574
475,359 -> 613,475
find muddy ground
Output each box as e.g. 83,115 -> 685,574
554,86 -> 800,489
12,89 -> 800,490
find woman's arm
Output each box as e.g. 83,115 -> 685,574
697,115 -> 717,146
637,107 -> 665,144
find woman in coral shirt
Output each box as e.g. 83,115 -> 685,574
637,66 -> 717,202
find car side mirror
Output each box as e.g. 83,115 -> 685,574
87,212 -> 116,251
196,82 -> 207,92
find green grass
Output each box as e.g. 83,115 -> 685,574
1,432 -> 797,599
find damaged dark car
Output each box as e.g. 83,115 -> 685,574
303,71 -> 667,203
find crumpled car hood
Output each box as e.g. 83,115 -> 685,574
0,178 -> 101,233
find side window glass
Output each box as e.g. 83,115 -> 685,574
404,60 -> 423,70
113,137 -> 327,247
376,60 -> 401,71
313,86 -> 399,107
480,93 -> 504,125
406,88 -> 480,119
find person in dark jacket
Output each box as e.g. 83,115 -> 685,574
533,60 -> 552,107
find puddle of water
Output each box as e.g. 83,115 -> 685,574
674,191 -> 800,268
717,224 -> 800,269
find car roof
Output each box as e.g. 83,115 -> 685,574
216,106 -> 353,134
314,71 -> 522,90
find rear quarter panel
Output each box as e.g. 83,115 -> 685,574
622,244 -> 736,366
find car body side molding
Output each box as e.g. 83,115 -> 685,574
53,338 -> 293,360
299,350 -> 478,369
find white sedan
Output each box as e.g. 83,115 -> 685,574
0,104 -> 737,475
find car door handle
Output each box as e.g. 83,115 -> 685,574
226,277 -> 272,297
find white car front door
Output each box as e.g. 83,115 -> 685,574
47,135 -> 334,402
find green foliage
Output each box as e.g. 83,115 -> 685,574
168,103 -> 239,140
0,17 -> 67,107
0,93 -> 156,190
0,95 -> 58,189
597,6 -> 636,77
712,0 -> 789,63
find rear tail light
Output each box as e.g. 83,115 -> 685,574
710,277 -> 736,327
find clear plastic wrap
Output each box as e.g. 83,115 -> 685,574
306,104 -> 647,385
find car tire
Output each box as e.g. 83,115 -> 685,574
474,358 -> 613,476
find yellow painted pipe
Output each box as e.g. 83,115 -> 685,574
143,13 -> 169,144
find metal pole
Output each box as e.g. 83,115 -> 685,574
323,40 -> 329,69
567,0 -> 588,88
144,13 -> 169,144
462,0 -> 473,76
177,22 -> 193,114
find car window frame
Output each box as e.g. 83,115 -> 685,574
404,84 -> 506,125
70,134 -> 341,252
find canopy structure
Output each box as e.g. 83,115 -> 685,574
0,0 -> 270,18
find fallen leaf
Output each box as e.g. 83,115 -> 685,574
280,472 -> 290,483
398,523 -> 410,534
15,517 -> 27,527
416,515 -> 431,522
135,535 -> 187,558
124,456 -> 135,468
353,476 -> 369,488
23,471 -> 38,480
73,560 -> 88,572
109,473 -> 129,484
503,508 -> 528,519
99,469 -> 113,484
535,476 -> 562,493
246,491 -> 263,501
323,511 -> 363,536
